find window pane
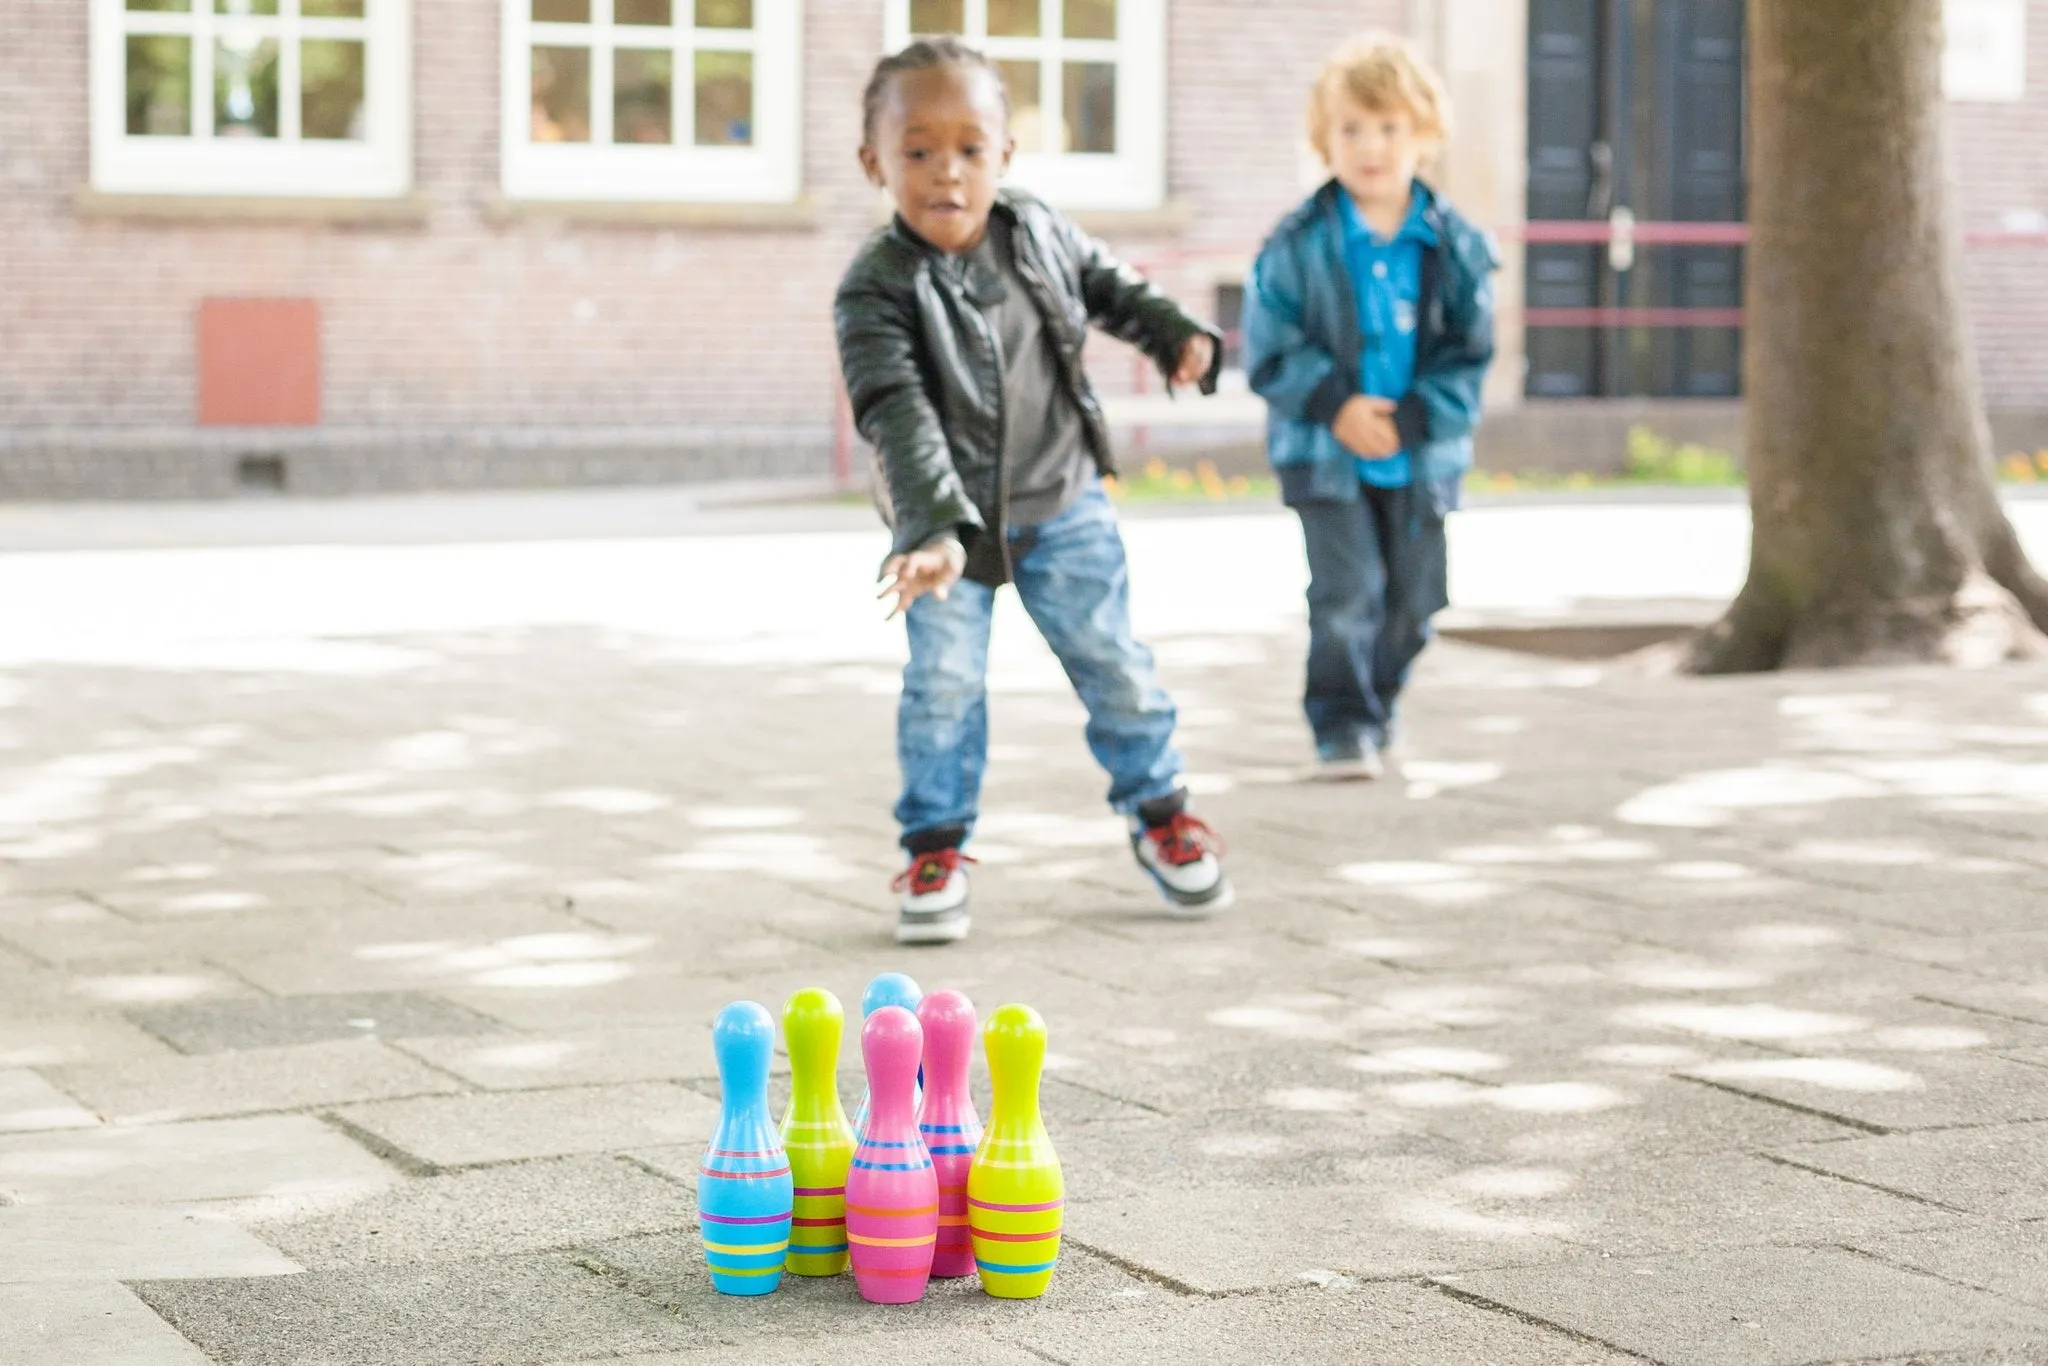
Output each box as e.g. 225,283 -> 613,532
695,0 -> 751,27
1063,0 -> 1115,39
988,0 -> 1039,37
908,0 -> 962,35
616,0 -> 671,24
1062,59 -> 1115,152
302,0 -> 366,15
997,58 -> 1041,152
215,36 -> 280,137
530,45 -> 591,142
614,48 -> 673,144
215,0 -> 279,12
301,38 -> 365,139
694,49 -> 752,146
125,36 -> 191,136
126,1 -> 191,11
532,0 -> 589,21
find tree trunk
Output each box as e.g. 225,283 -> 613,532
1686,0 -> 2048,674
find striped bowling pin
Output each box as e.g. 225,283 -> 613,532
851,972 -> 921,1142
779,988 -> 856,1276
915,989 -> 983,1278
968,1003 -> 1063,1298
697,1001 -> 794,1296
844,1005 -> 939,1304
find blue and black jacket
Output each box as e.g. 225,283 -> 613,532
1243,179 -> 1500,506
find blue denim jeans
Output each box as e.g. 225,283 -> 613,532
896,485 -> 1182,846
1297,478 -> 1453,754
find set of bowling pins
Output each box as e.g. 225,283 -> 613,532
696,972 -> 1065,1306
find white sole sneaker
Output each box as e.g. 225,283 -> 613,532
896,863 -> 970,945
1130,839 -> 1233,918
1310,747 -> 1384,783
895,907 -> 971,944
1156,877 -> 1234,919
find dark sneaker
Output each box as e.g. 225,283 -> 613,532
890,849 -> 974,945
1130,812 -> 1233,916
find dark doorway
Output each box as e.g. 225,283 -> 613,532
1525,0 -> 1746,398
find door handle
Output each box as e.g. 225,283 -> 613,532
1587,140 -> 1614,218
1608,207 -> 1636,273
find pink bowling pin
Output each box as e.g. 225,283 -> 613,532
916,990 -> 983,1278
844,1005 -> 939,1304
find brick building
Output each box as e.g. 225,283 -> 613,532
3,0 -> 2044,498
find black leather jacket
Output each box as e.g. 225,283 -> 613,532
834,188 -> 1223,586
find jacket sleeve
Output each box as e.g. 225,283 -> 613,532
1242,236 -> 1356,426
833,273 -> 986,561
1055,214 -> 1224,396
1391,240 -> 1500,451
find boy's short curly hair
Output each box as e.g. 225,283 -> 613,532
862,36 -> 1009,145
1307,33 -> 1451,159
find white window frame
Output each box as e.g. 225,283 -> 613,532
1943,0 -> 2027,102
882,0 -> 1165,212
90,0 -> 412,198
501,0 -> 802,203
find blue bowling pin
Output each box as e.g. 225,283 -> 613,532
697,1001 -> 794,1295
853,973 -> 922,1141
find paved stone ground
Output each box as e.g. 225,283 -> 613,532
3,498 -> 2048,1364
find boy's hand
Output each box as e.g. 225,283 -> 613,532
1171,334 -> 1216,388
878,538 -> 966,620
1333,396 -> 1402,458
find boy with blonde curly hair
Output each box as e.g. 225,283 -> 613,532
1244,33 -> 1500,779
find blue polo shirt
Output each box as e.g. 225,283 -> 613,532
1339,189 -> 1436,488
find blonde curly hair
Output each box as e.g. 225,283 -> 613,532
1307,33 -> 1451,161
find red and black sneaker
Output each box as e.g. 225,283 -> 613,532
1130,811 -> 1234,915
890,849 -> 975,945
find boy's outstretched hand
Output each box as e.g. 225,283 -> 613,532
1171,334 -> 1216,388
1333,395 -> 1402,458
878,538 -> 967,620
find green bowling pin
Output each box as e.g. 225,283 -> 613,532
779,988 -> 856,1276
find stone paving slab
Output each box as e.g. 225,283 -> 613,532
392,1022 -> 718,1090
1064,1183 -> 1578,1294
1772,1123 -> 2048,1218
0,1205 -> 299,1283
0,1014 -> 174,1068
1383,1071 -> 1864,1164
332,1082 -> 718,1169
241,1154 -> 694,1269
1678,1052 -> 2048,1134
0,1115 -> 394,1206
571,1229 -> 1159,1340
133,1256 -> 699,1366
45,1040 -> 460,1125
539,1334 -> 1047,1366
1438,1246 -> 2048,1366
1852,1223 -> 2048,1311
0,1067 -> 101,1133
123,992 -> 501,1055
0,1281 -> 216,1366
1014,1282 -> 1645,1365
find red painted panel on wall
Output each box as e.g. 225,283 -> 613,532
197,299 -> 321,426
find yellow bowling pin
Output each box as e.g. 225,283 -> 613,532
779,988 -> 856,1276
967,1003 -> 1063,1298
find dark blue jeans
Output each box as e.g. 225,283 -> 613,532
895,485 -> 1182,846
1296,479 -> 1453,754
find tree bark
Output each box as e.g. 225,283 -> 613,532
1686,0 -> 2048,674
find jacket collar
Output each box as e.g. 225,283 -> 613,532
1317,177 -> 1443,242
887,192 -> 1022,261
